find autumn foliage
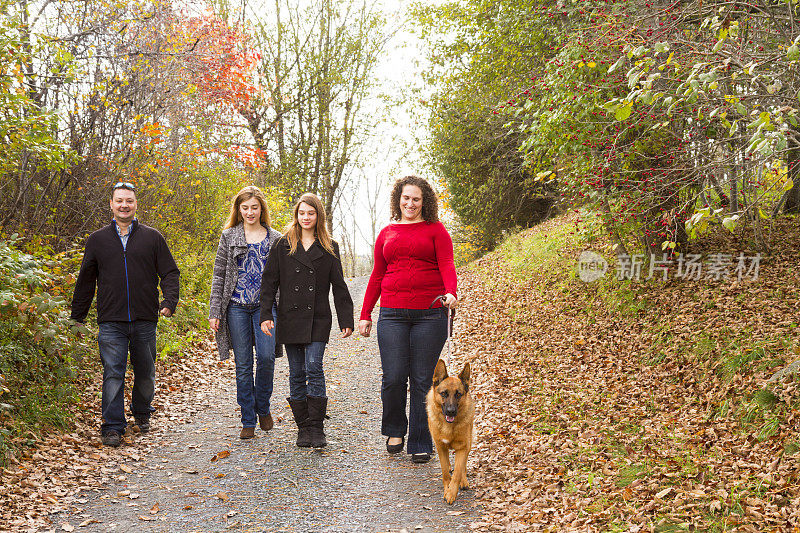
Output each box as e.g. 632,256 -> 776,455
421,0 -> 800,255
456,213 -> 800,531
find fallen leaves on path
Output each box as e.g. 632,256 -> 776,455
0,337 -> 220,531
211,449 -> 231,462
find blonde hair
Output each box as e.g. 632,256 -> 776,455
284,193 -> 335,256
223,186 -> 271,230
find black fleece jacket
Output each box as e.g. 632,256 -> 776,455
70,220 -> 180,323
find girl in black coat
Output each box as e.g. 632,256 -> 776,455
260,192 -> 354,448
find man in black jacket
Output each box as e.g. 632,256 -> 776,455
70,182 -> 180,447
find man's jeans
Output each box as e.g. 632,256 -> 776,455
227,303 -> 276,428
97,321 -> 157,435
377,307 -> 448,454
284,342 -> 327,400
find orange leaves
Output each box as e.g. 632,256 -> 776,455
223,145 -> 266,169
179,15 -> 260,113
210,449 -> 230,462
139,122 -> 165,138
122,7 -> 259,157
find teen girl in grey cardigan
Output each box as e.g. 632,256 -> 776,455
208,186 -> 282,439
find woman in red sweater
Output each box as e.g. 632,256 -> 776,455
359,175 -> 458,463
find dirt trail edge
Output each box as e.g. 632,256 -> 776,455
57,276 -> 478,533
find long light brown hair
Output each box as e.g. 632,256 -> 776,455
284,193 -> 335,256
223,186 -> 271,230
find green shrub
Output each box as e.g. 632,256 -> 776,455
0,237 -> 87,466
156,250 -> 212,360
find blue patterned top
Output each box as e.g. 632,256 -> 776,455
230,237 -> 271,304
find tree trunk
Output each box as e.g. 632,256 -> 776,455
729,164 -> 738,213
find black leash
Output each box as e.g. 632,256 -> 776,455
430,295 -> 455,364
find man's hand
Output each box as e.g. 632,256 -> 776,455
341,327 -> 353,338
358,320 -> 372,337
209,318 -> 219,332
260,320 -> 274,336
160,307 -> 173,317
443,293 -> 458,310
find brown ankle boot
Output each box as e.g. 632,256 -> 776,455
258,414 -> 273,431
240,427 -> 255,439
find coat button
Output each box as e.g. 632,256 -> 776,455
307,305 -> 312,310
309,269 -> 314,274
294,285 -> 300,292
309,286 -> 314,291
292,304 -> 298,310
295,267 -> 300,273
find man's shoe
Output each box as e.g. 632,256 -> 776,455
258,413 -> 274,431
101,431 -> 122,448
135,417 -> 151,434
240,427 -> 255,439
412,453 -> 431,464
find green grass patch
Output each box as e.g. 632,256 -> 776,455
652,518 -> 691,532
615,463 -> 648,488
498,221 -> 575,280
496,210 -> 601,282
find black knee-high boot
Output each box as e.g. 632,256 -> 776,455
287,397 -> 312,447
306,396 -> 328,448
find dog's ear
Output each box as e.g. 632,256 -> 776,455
458,362 -> 471,393
432,359 -> 448,387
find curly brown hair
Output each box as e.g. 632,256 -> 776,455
389,175 -> 439,223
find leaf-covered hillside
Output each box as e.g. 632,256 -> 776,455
457,212 -> 799,531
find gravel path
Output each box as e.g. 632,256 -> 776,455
60,276 -> 478,532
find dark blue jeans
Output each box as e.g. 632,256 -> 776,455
227,303 -> 277,428
377,307 -> 448,454
97,320 -> 157,435
284,341 -> 327,400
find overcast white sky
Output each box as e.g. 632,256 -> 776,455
236,0 -> 435,254
332,0 -> 433,254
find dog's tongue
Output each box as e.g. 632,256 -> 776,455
445,415 -> 455,423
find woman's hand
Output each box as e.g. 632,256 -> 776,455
260,320 -> 274,336
443,293 -> 458,309
341,327 -> 353,338
359,320 -> 372,337
209,318 -> 219,332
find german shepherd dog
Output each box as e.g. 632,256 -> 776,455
426,359 -> 475,504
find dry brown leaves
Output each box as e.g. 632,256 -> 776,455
456,216 -> 800,532
0,336 -> 220,532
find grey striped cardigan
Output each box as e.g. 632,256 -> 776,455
208,223 -> 282,360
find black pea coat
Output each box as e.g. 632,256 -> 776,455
259,237 -> 354,345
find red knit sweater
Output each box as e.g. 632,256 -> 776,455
360,221 -> 458,321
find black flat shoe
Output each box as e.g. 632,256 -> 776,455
411,453 -> 431,464
386,437 -> 404,454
